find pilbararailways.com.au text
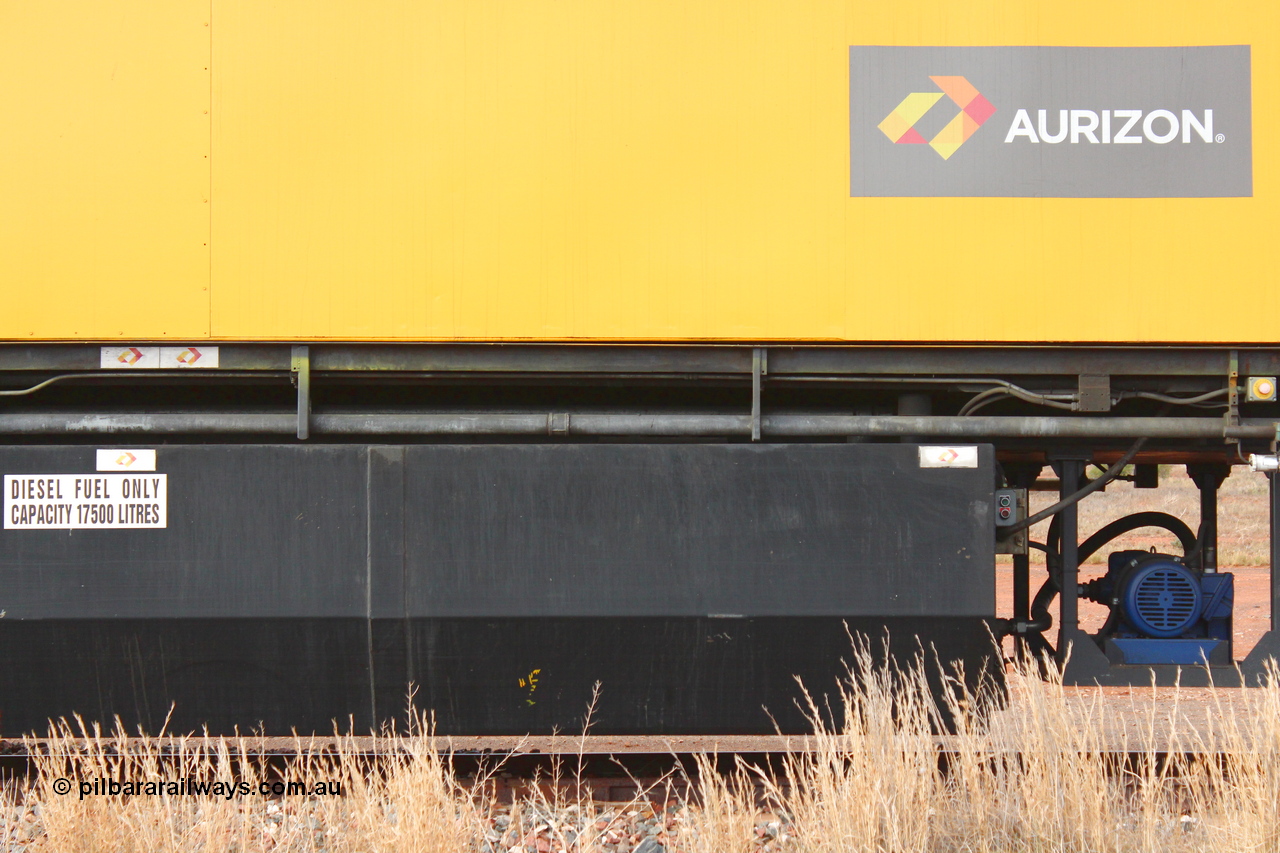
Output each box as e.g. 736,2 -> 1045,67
51,777 -> 342,800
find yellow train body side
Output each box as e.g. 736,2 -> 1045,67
1,1 -> 1276,343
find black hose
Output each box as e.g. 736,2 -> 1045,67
1081,512 -> 1198,639
1019,518 -> 1062,635
1077,511 -> 1197,565
1000,436 -> 1148,536
1027,578 -> 1057,634
1012,511 -> 1196,641
1186,522 -> 1205,570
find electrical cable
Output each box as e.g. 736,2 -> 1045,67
1000,435 -> 1148,536
962,393 -> 1075,416
958,386 -> 1077,416
1120,388 -> 1229,406
956,387 -> 1007,415
0,373 -> 126,396
961,386 -> 1228,418
1017,511 -> 1197,642
0,371 -> 274,396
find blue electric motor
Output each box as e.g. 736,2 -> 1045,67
1082,550 -> 1234,665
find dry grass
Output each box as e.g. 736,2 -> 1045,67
769,651 -> 1280,853
6,651 -> 1280,853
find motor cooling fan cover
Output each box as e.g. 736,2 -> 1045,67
1121,559 -> 1204,639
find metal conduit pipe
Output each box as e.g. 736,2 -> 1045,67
766,415 -> 1273,439
0,412 -> 1275,439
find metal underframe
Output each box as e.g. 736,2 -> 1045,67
4,341 -> 1280,682
1,343 -> 1277,444
1,342 -> 1279,375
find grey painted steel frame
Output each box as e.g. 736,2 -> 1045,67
0,413 -> 1274,440
3,343 -> 1280,378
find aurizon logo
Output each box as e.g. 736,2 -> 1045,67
877,76 -> 996,160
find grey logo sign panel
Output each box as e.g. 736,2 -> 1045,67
850,46 -> 1252,198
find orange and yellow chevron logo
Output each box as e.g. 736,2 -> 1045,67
878,76 -> 996,160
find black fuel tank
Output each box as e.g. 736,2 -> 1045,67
0,443 -> 997,735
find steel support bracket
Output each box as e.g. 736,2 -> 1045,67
1047,453 -> 1090,666
291,345 -> 311,441
1225,350 -> 1240,447
751,347 -> 767,442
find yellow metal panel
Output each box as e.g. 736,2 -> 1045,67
9,1 -> 1277,342
0,2 -> 210,340
843,2 -> 1279,345
209,0 -> 1280,343
211,1 -> 850,340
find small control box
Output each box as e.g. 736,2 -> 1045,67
994,488 -> 1019,526
1246,376 -> 1277,403
994,487 -> 1028,555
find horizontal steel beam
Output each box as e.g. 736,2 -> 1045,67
0,412 -> 1273,440
4,343 -> 1280,378
770,347 -> 1280,378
